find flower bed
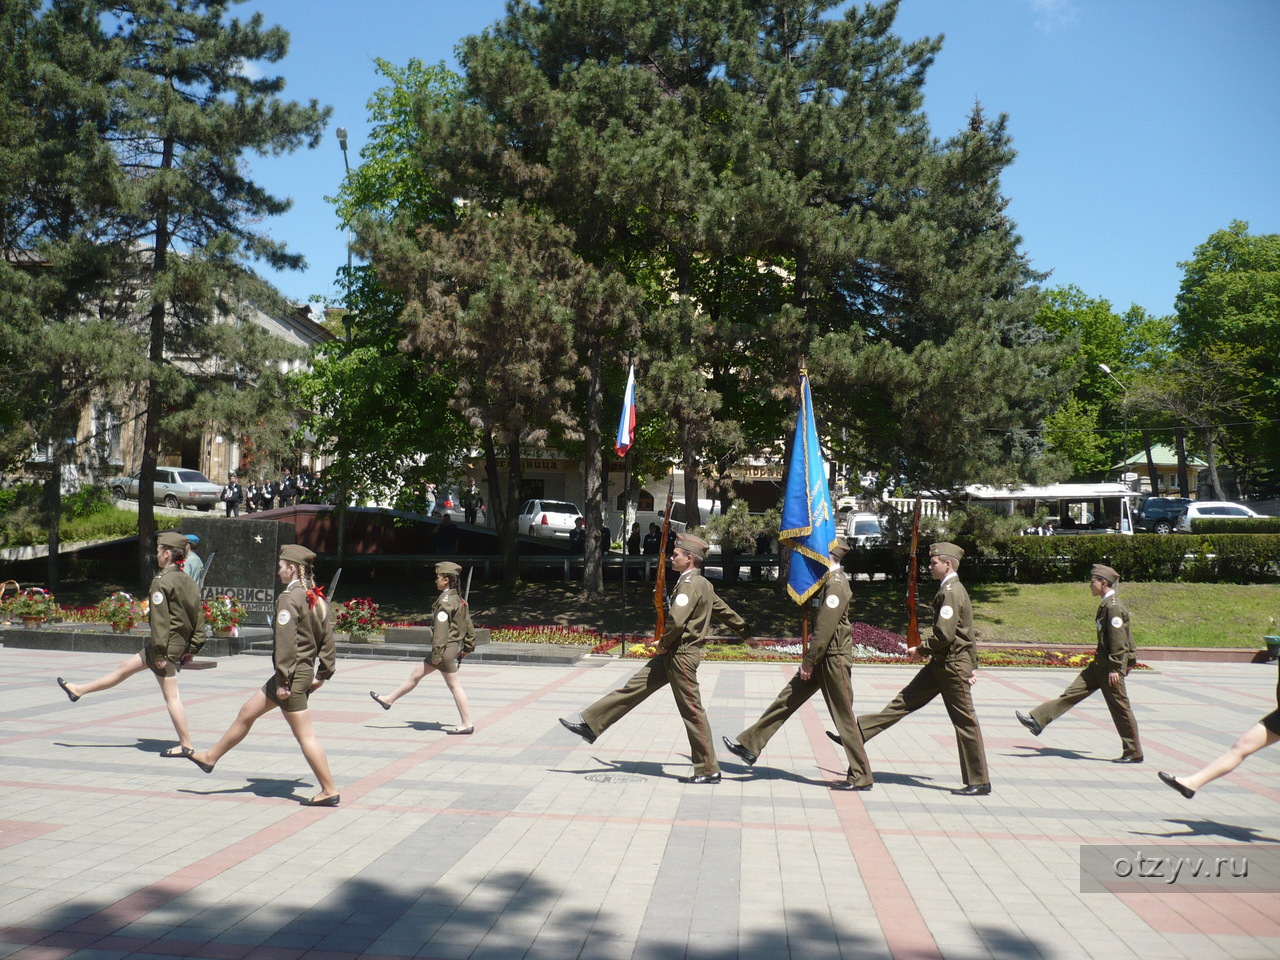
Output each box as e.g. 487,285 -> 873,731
489,624 -> 609,646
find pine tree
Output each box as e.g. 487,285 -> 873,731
98,0 -> 329,582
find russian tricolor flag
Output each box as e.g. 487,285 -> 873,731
615,363 -> 637,458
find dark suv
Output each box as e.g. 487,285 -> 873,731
1136,497 -> 1192,534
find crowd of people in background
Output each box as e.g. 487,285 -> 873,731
221,467 -> 317,516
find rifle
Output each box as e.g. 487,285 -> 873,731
197,552 -> 215,592
652,474 -> 676,647
905,494 -> 922,649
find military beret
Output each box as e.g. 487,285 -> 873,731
675,534 -> 710,559
929,541 -> 965,563
279,543 -> 315,565
1091,563 -> 1119,585
830,537 -> 850,559
435,561 -> 462,577
184,534 -> 200,544
157,531 -> 188,551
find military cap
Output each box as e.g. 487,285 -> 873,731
279,543 -> 315,565
435,561 -> 462,577
157,531 -> 188,551
830,537 -> 850,559
929,541 -> 965,563
1091,563 -> 1119,585
675,534 -> 710,559
184,533 -> 200,544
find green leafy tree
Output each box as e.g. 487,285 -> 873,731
1174,221 -> 1280,495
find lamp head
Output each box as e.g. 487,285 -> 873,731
336,127 -> 348,151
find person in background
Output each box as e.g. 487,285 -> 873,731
627,522 -> 642,556
569,516 -> 586,554
425,481 -> 437,516
259,474 -> 276,511
244,477 -> 260,513
642,522 -> 661,556
57,532 -> 202,758
278,468 -> 296,507
182,534 -> 204,586
436,513 -> 460,554
221,471 -> 243,517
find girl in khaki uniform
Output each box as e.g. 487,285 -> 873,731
371,561 -> 475,733
57,531 -> 200,757
187,544 -> 339,806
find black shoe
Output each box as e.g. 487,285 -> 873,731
677,773 -> 721,784
559,717 -> 597,744
951,783 -> 991,796
1112,755 -> 1144,764
302,794 -> 340,807
1015,711 -> 1043,736
57,678 -> 80,703
832,781 -> 873,791
722,736 -> 757,766
370,691 -> 392,711
825,730 -> 843,746
1158,771 -> 1195,799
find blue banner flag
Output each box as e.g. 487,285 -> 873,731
779,373 -> 837,604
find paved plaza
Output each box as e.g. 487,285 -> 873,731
1,646 -> 1277,960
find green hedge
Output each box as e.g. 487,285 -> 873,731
963,534 -> 1280,584
1190,517 -> 1280,534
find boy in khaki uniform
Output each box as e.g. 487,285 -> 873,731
1017,563 -> 1142,762
724,538 -> 873,790
560,534 -> 752,783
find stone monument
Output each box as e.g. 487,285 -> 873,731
178,516 -> 295,626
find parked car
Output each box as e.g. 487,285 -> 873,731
110,468 -> 221,511
432,485 -> 486,523
1176,501 -> 1265,532
844,511 -> 885,546
518,499 -> 583,539
1135,496 -> 1193,535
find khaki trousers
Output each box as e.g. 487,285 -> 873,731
737,657 -> 872,786
858,658 -> 990,787
1029,659 -> 1142,758
581,646 -> 719,776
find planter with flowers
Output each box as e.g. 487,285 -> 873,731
336,597 -> 384,643
203,594 -> 245,637
98,592 -> 140,633
10,588 -> 55,627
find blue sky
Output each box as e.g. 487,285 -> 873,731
242,0 -> 1279,320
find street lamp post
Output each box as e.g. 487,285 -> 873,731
1099,363 -> 1130,485
335,127 -> 353,565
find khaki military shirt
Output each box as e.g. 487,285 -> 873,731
805,566 -> 853,668
656,570 -> 749,653
433,588 -> 476,654
147,564 -> 199,666
920,573 -> 977,674
272,580 -> 322,690
1095,591 -> 1135,673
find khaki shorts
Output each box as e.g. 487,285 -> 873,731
429,641 -> 461,675
261,672 -> 313,713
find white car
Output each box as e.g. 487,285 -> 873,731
518,499 -> 583,539
111,467 -> 221,511
845,511 -> 885,546
1176,501 -> 1265,532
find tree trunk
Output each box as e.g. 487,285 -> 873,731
581,340 -> 605,596
1198,428 -> 1222,500
1141,431 -> 1160,495
494,434 -> 523,591
1175,428 -> 1190,498
42,459 -> 62,593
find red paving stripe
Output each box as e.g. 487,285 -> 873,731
791,665 -> 943,960
1117,890 -> 1280,937
0,819 -> 62,851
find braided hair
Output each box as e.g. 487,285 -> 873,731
300,563 -> 328,622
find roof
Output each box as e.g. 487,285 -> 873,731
1115,443 -> 1207,469
965,482 -> 1138,501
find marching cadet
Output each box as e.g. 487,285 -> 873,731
370,561 -> 475,734
186,544 -> 339,807
559,534 -> 753,784
1017,563 -> 1143,763
723,537 -> 873,790
828,541 -> 991,795
57,531 -> 202,758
